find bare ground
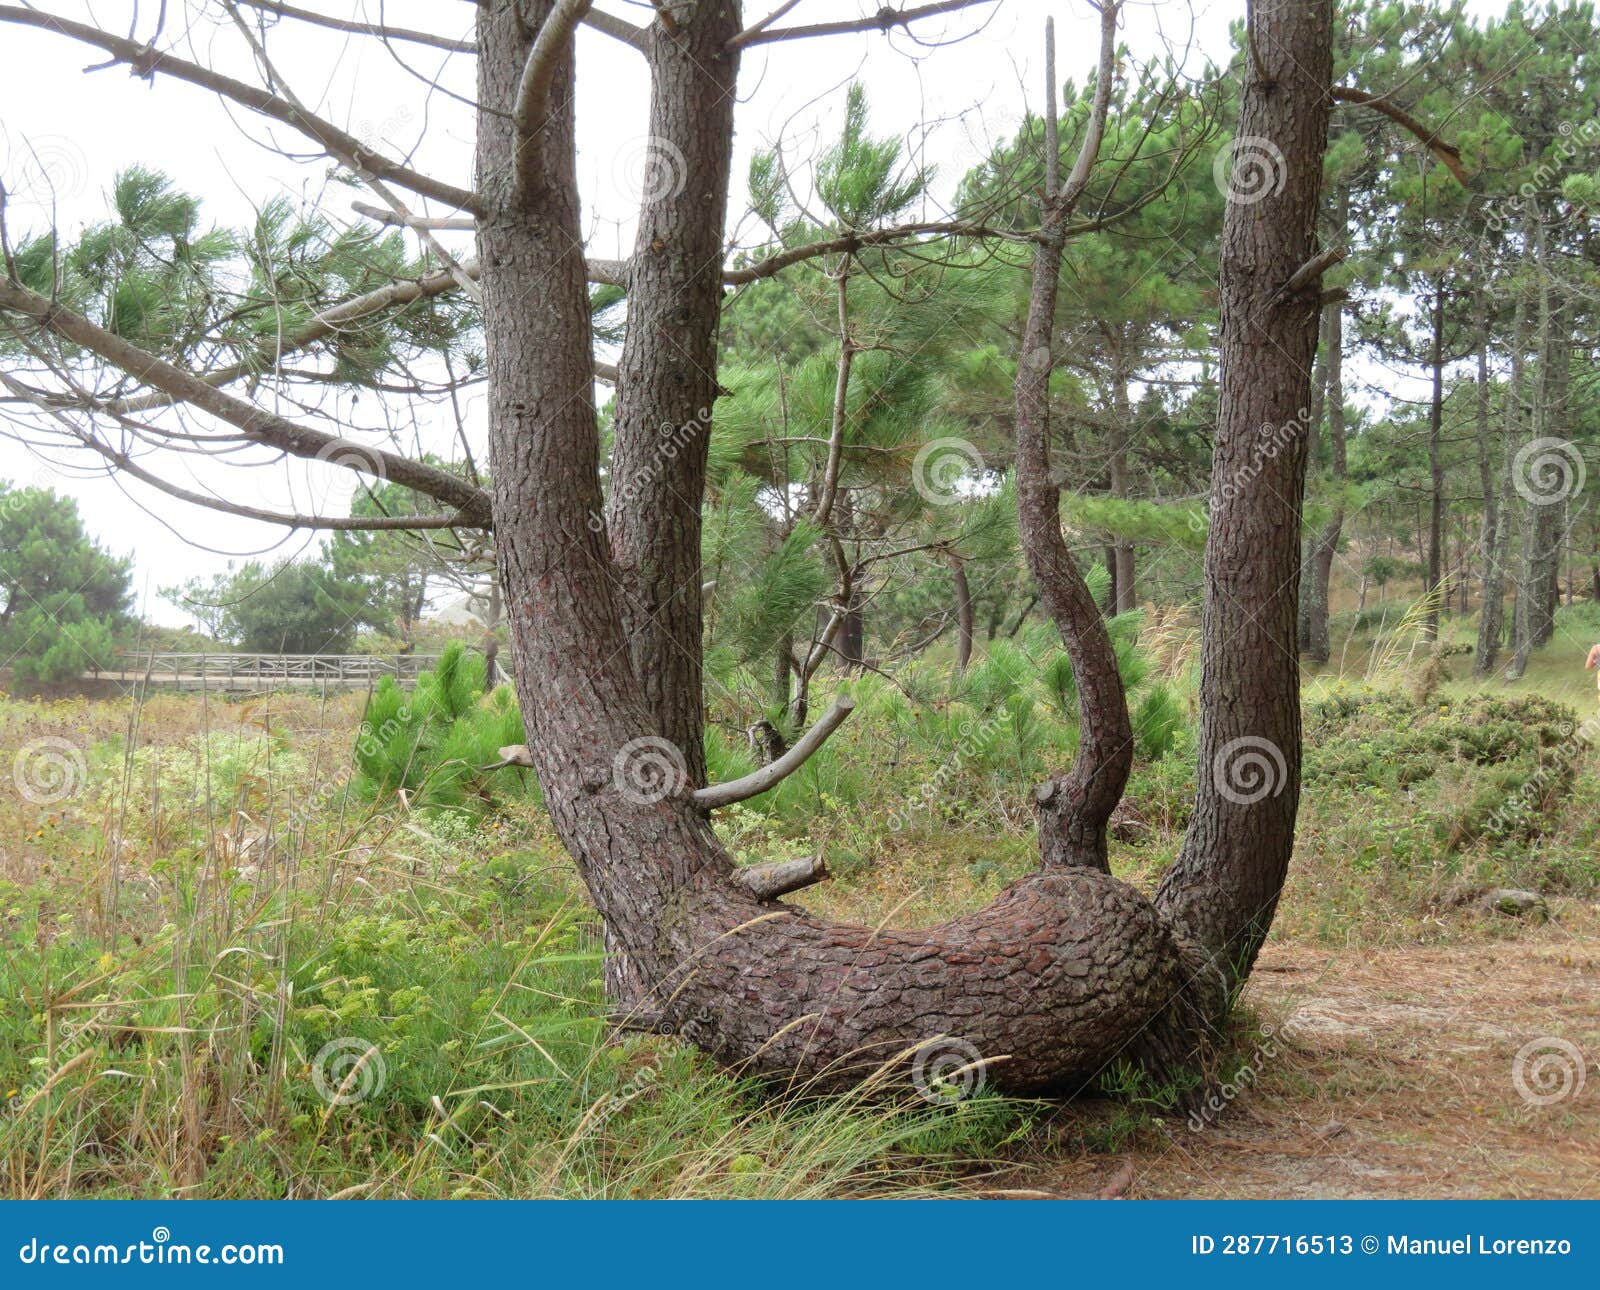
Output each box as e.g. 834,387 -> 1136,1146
1004,909 -> 1600,1199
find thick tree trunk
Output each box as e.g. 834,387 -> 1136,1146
478,0 -> 1329,1093
599,0 -> 741,788
1154,0 -> 1332,987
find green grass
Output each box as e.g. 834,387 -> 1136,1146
2,604 -> 1598,1197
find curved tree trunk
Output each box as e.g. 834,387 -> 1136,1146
479,0 -> 1331,1093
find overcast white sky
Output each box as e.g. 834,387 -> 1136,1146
0,0 -> 1495,626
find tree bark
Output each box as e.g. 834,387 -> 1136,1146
1108,357 -> 1137,615
946,551 -> 975,671
1510,203 -> 1558,677
1423,280 -> 1446,641
477,0 -> 1329,1094
1299,294 -> 1344,663
1154,0 -> 1333,988
599,0 -> 742,788
1473,280 -> 1504,676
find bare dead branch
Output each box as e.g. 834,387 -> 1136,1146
1282,244 -> 1346,296
221,3 -> 485,303
729,0 -> 804,48
725,220 -> 1023,285
1057,1 -> 1119,212
107,256 -> 618,414
514,0 -> 594,195
230,0 -> 476,52
693,697 -> 856,809
54,423 -> 467,529
732,0 -> 997,48
733,856 -> 829,901
582,7 -> 649,51
1331,85 -> 1469,186
0,5 -> 480,212
352,202 -> 476,232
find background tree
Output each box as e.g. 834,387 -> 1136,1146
0,482 -> 132,682
168,557 -> 371,654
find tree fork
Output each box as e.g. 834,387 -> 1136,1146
481,0 -> 1327,1094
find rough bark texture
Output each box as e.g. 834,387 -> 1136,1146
1155,0 -> 1333,988
601,0 -> 742,788
477,0 -> 1328,1093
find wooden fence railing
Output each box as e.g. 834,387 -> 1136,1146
90,653 -> 512,691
